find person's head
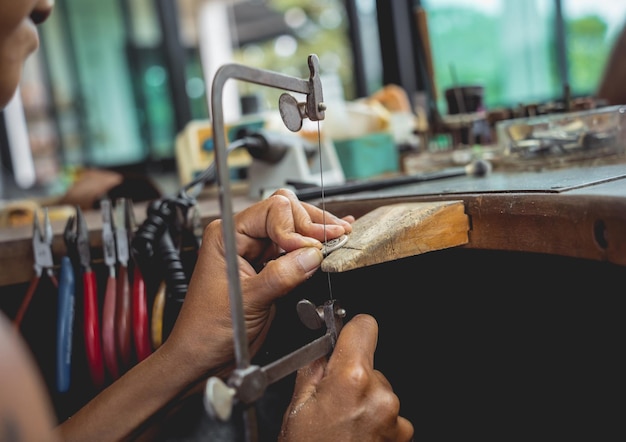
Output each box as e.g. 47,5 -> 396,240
0,0 -> 55,109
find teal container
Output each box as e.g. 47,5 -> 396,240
333,132 -> 399,180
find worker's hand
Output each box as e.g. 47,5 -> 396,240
279,314 -> 414,442
163,188 -> 353,379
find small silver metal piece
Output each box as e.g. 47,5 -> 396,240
321,234 -> 348,256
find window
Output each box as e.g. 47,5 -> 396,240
563,0 -> 626,96
421,0 -> 626,114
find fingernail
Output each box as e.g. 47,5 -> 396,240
297,247 -> 323,272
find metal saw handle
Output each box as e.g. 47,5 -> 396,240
204,299 -> 345,422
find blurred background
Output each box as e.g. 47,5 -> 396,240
1,0 -> 625,200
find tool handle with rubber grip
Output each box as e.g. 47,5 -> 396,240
116,264 -> 132,370
151,282 -> 166,349
83,269 -> 104,388
102,271 -> 119,380
132,265 -> 152,361
13,276 -> 39,328
56,256 -> 75,393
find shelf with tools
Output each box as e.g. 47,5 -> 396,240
0,194 -> 256,288
3,162 -> 626,289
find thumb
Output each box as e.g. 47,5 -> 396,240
249,247 -> 323,303
288,358 -> 326,409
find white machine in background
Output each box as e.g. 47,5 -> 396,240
243,129 -> 345,199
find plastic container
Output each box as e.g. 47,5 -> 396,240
333,132 -> 399,180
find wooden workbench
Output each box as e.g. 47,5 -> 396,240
1,162 -> 625,288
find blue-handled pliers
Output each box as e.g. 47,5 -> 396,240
56,219 -> 77,393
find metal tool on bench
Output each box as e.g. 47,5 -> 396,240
294,158 -> 492,201
203,54 -> 347,438
241,128 -> 345,199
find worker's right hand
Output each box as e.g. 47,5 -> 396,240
279,313 -> 414,441
161,188 -> 353,380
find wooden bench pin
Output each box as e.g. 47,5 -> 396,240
321,201 -> 470,272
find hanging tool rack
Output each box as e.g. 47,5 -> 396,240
0,196 -> 219,420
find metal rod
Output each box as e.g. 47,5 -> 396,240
262,333 -> 333,386
211,61 -> 315,371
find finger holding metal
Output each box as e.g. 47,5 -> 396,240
321,234 -> 349,257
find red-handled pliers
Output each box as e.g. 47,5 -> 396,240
68,207 -> 104,389
14,208 -> 59,328
124,199 -> 151,362
113,198 -> 133,372
100,199 -> 119,380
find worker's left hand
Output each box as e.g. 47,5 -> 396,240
279,314 -> 414,442
161,188 -> 353,380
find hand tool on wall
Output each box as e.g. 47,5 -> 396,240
125,198 -> 151,362
150,281 -> 166,350
13,208 -> 59,328
100,198 -> 119,380
130,201 -> 167,349
56,232 -> 75,393
132,197 -> 195,344
113,198 -> 133,371
67,206 -> 104,389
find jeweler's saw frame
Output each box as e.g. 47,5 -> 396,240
204,54 -> 345,440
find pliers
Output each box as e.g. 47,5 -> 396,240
113,198 -> 133,371
123,199 -> 151,362
14,208 -> 59,328
66,206 -> 104,389
101,199 -> 120,380
57,211 -> 77,393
